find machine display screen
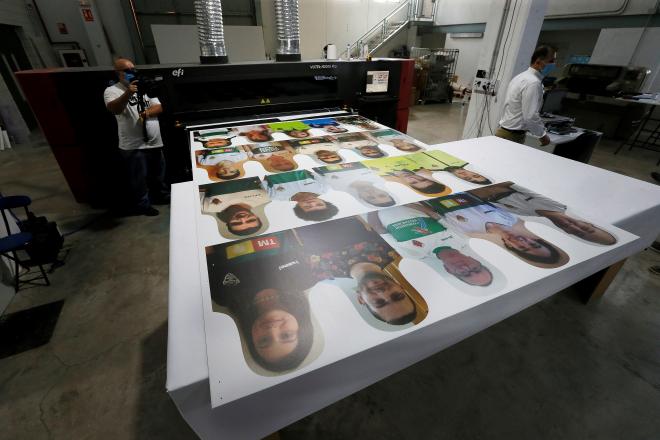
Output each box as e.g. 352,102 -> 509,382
366,70 -> 389,93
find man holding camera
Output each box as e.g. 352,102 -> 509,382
104,57 -> 169,216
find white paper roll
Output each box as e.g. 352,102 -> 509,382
326,44 -> 337,60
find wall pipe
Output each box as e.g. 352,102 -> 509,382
274,0 -> 301,61
194,0 -> 229,64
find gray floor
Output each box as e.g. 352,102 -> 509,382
1,104 -> 659,439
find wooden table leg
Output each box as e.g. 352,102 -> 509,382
574,259 -> 627,303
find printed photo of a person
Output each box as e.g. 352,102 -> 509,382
237,125 -> 274,143
195,146 -> 248,181
268,121 -> 313,139
334,132 -> 387,158
469,182 -> 617,245
295,216 -> 429,328
366,203 -> 501,289
314,162 -> 397,208
422,150 -> 493,185
302,117 -> 349,134
200,177 -> 270,239
264,170 -> 339,222
336,115 -> 381,130
193,127 -> 237,148
206,231 -> 322,374
369,129 -> 424,152
364,156 -> 452,197
426,193 -> 569,268
284,136 -> 345,164
246,143 -> 298,173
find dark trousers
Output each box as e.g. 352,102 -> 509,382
120,147 -> 169,210
495,127 -> 526,144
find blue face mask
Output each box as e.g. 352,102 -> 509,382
123,69 -> 137,83
540,63 -> 556,77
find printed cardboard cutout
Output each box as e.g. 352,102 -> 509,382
195,147 -> 249,181
334,132 -> 387,158
245,143 -> 298,173
295,216 -> 429,330
235,125 -> 275,144
268,121 -> 313,139
369,129 -> 425,152
284,136 -> 345,164
364,203 -> 506,294
263,170 -> 339,222
423,150 -> 493,185
314,162 -> 398,209
335,115 -> 381,130
363,156 -> 452,198
193,127 -> 238,148
200,177 -> 271,240
425,193 -> 570,268
468,182 -> 618,246
301,117 -> 349,134
206,231 -> 324,376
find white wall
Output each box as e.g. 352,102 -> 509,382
444,35 -> 483,86
591,27 -> 660,92
261,0 -> 408,60
435,0 -> 660,25
152,25 -> 267,63
94,0 -> 136,60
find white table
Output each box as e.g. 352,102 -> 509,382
167,136 -> 660,439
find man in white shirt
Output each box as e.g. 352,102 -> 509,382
496,45 -> 556,146
104,57 -> 169,216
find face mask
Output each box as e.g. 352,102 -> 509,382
123,69 -> 137,83
540,63 -> 556,77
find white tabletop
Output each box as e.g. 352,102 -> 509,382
167,136 -> 660,439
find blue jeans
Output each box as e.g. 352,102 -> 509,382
120,148 -> 169,210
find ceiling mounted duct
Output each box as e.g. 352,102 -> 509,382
195,0 -> 229,64
274,0 -> 301,62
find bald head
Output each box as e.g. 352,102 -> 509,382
114,58 -> 135,86
114,57 -> 134,71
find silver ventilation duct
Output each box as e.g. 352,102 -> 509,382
274,0 -> 301,61
195,0 -> 229,64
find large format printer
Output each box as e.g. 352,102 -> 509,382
16,59 -> 414,206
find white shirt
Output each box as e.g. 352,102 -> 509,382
499,67 -> 546,138
103,82 -> 163,150
443,204 -> 517,235
492,184 -> 566,217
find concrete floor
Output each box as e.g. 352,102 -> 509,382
1,103 -> 659,439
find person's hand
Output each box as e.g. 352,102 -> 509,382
128,80 -> 138,94
539,134 -> 551,146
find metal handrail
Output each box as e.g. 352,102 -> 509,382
341,0 -> 438,58
343,0 -> 412,57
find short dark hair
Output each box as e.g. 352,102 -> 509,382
293,201 -> 339,221
216,169 -> 240,180
357,272 -> 417,325
503,238 -> 561,264
531,45 -> 555,64
412,181 -> 446,194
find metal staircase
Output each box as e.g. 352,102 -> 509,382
342,0 -> 437,58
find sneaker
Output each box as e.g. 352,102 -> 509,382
649,265 -> 660,276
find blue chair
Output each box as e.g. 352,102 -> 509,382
0,196 -> 50,292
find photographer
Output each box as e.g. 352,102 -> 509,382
104,57 -> 169,216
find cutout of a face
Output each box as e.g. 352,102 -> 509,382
357,275 -> 415,323
485,223 -> 553,260
251,290 -> 300,364
267,155 -> 296,171
390,139 -> 421,152
359,146 -> 385,158
353,183 -> 395,207
546,214 -> 616,245
287,130 -> 311,138
315,150 -> 342,163
244,130 -> 273,142
215,162 -> 242,180
393,170 -> 436,190
226,208 -> 262,234
435,248 -> 493,286
324,125 -> 347,133
451,168 -> 490,184
204,138 -> 231,148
